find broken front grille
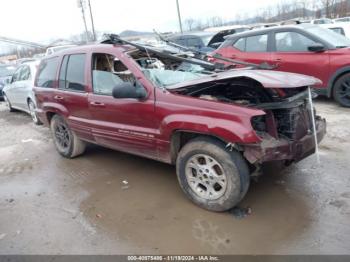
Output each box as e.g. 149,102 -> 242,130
273,103 -> 312,140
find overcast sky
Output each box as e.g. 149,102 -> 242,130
0,0 -> 281,44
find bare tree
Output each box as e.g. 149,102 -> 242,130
184,18 -> 195,31
320,0 -> 336,17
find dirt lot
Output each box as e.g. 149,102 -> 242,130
0,98 -> 349,255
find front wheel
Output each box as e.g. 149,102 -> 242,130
50,114 -> 86,158
28,99 -> 42,125
333,73 -> 350,107
3,94 -> 14,112
176,137 -> 250,212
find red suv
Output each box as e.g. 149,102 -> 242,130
211,24 -> 350,107
33,42 -> 326,211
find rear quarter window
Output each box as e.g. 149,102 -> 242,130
233,38 -> 245,51
36,57 -> 59,88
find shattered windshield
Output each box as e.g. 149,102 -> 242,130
143,68 -> 204,87
129,49 -> 209,88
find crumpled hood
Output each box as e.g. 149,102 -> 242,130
167,69 -> 322,90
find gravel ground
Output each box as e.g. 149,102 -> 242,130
0,98 -> 349,255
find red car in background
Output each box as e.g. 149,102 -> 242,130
211,24 -> 350,107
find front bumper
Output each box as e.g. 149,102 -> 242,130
243,117 -> 326,164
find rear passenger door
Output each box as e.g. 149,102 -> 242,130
231,33 -> 273,64
56,54 -> 93,141
88,52 -> 157,158
218,33 -> 273,66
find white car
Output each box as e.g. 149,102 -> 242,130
45,45 -> 76,56
3,60 -> 42,124
322,22 -> 350,38
310,18 -> 334,24
334,17 -> 350,23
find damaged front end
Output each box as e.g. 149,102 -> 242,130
165,71 -> 326,165
245,89 -> 326,164
124,42 -> 326,165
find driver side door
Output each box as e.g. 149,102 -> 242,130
270,31 -> 330,87
88,52 -> 158,159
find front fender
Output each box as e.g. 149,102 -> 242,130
160,114 -> 261,144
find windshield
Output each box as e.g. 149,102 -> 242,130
305,26 -> 350,48
0,66 -> 16,77
143,68 -> 204,87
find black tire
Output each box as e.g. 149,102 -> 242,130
3,94 -> 15,112
28,99 -> 42,125
176,137 -> 250,212
333,73 -> 350,107
50,114 -> 86,158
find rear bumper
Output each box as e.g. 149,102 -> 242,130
243,117 -> 326,164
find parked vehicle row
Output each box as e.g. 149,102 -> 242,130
1,37 -> 323,212
1,22 -> 338,212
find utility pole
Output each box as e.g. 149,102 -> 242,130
176,0 -> 183,34
77,0 -> 89,43
87,0 -> 96,41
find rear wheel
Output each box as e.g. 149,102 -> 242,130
176,137 -> 250,212
50,114 -> 86,158
333,73 -> 350,107
28,99 -> 42,125
3,94 -> 14,112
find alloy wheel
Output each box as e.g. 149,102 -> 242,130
336,78 -> 350,106
28,101 -> 38,123
185,154 -> 227,200
54,122 -> 71,152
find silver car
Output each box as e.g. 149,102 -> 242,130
3,60 -> 42,124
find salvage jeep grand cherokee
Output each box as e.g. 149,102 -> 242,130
33,40 -> 326,211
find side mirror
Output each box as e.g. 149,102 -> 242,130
308,43 -> 326,52
112,82 -> 147,99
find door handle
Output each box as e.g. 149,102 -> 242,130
230,54 -> 237,59
54,95 -> 64,101
90,101 -> 105,107
274,58 -> 283,62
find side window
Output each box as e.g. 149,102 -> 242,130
275,32 -> 317,52
36,57 -> 59,88
65,54 -> 86,91
92,53 -> 136,96
246,34 -> 268,52
19,66 -> 31,81
11,67 -> 22,83
233,38 -> 245,51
